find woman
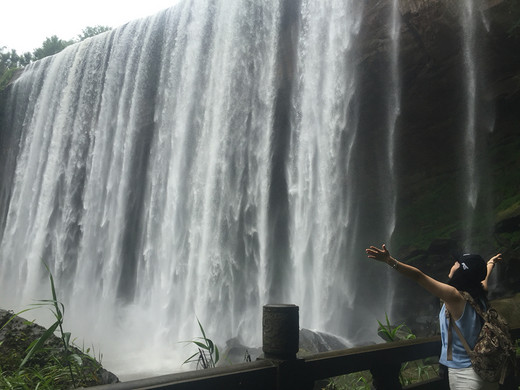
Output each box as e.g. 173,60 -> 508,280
365,244 -> 502,390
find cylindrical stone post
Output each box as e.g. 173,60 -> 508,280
262,304 -> 299,360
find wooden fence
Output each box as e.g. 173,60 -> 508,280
89,304 -> 519,390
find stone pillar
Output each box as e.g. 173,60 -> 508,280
262,304 -> 313,389
262,304 -> 299,361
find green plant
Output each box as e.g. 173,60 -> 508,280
377,314 -> 439,386
377,313 -> 416,342
0,264 -> 109,389
0,67 -> 19,91
514,338 -> 520,358
322,372 -> 372,390
0,358 -> 83,389
183,318 -> 220,369
354,375 -> 370,389
399,358 -> 439,386
19,263 -> 80,387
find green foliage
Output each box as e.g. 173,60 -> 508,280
19,263 -> 79,387
32,25 -> 112,60
78,25 -> 112,41
322,372 -> 372,390
1,362 -> 71,389
514,338 -> 520,359
377,313 -> 416,342
33,36 -> 75,61
0,263 -> 107,389
399,357 -> 439,387
183,318 -> 220,369
377,314 -> 439,387
0,47 -> 30,91
1,47 -> 29,73
1,24 -> 112,92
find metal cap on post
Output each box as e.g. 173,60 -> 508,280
262,304 -> 299,361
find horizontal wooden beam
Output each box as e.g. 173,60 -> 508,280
304,336 -> 441,380
90,360 -> 277,390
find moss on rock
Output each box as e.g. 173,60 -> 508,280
0,309 -> 118,389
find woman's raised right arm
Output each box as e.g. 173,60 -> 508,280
482,253 -> 502,291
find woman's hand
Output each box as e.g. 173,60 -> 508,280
488,253 -> 502,265
366,244 -> 392,263
483,253 -> 502,291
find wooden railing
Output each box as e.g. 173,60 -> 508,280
89,305 -> 520,390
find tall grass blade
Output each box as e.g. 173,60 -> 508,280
197,318 -> 207,342
64,332 -> 71,349
214,344 -> 219,364
192,340 -> 210,350
20,321 -> 59,368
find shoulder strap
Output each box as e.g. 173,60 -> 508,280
446,298 -> 476,360
449,316 -> 473,356
459,291 -> 487,319
447,312 -> 454,360
446,292 -> 487,360
444,308 -> 453,360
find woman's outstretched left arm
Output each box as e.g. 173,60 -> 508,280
366,244 -> 465,318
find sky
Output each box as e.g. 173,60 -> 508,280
1,0 -> 180,53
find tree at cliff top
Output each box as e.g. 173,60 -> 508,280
32,35 -> 75,61
77,25 -> 111,41
1,25 -> 112,90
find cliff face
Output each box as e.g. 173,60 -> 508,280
361,0 -> 520,331
353,0 -> 520,251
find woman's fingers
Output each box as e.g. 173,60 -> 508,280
366,245 -> 387,260
490,253 -> 502,263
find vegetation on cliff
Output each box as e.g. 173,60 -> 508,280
0,309 -> 118,389
0,265 -> 118,389
1,25 -> 111,90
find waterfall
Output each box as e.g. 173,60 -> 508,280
287,0 -> 365,338
0,0 -> 487,379
387,0 -> 401,242
460,0 -> 494,250
382,0 -> 402,315
461,0 -> 479,249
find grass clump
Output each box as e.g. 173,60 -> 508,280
378,314 -> 439,387
0,310 -> 110,389
0,263 -> 117,389
321,371 -> 372,390
182,318 -> 220,369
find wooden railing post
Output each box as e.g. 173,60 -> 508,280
370,359 -> 402,390
262,304 -> 313,390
